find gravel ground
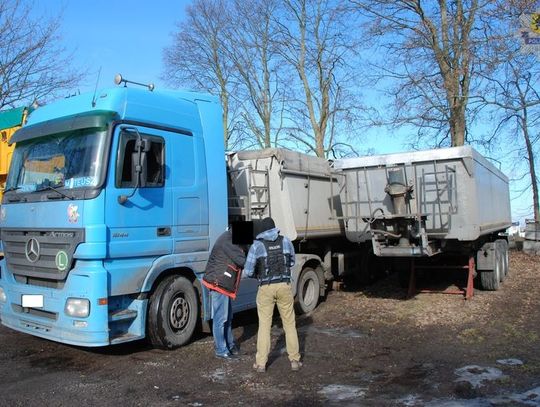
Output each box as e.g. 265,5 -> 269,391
0,250 -> 539,406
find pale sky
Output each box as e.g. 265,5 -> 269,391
36,0 -> 190,93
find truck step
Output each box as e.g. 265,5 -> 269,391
109,332 -> 143,345
108,309 -> 138,322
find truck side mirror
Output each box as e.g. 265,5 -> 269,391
131,137 -> 151,188
142,138 -> 152,153
131,151 -> 148,188
118,129 -> 152,205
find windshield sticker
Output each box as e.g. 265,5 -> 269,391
67,204 -> 80,224
53,171 -> 64,185
20,184 -> 37,193
65,177 -> 97,189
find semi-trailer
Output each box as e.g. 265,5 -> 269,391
334,147 -> 511,291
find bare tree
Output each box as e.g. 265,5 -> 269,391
477,1 -> 540,221
0,0 -> 81,109
277,0 -> 361,157
224,0 -> 286,149
350,0 -> 497,147
164,0 -> 364,155
163,0 -> 244,150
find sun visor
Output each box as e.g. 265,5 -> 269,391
9,110 -> 117,145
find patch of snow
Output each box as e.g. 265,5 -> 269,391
397,394 -> 421,406
318,384 -> 366,402
423,399 -> 491,407
416,386 -> 540,407
494,386 -> 540,406
454,365 -> 505,388
496,358 -> 524,366
202,368 -> 227,382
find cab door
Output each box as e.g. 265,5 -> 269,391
104,124 -> 172,294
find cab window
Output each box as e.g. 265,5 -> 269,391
116,130 -> 165,188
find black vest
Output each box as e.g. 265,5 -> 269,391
255,236 -> 290,283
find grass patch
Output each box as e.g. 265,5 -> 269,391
458,328 -> 485,344
503,323 -> 539,342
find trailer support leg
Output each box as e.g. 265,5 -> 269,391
465,256 -> 475,300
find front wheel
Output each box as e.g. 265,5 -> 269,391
147,275 -> 199,349
294,268 -> 321,314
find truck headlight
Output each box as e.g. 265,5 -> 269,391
0,286 -> 6,303
65,298 -> 90,318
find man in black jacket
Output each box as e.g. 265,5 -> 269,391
202,230 -> 246,359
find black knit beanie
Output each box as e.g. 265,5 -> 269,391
261,217 -> 276,232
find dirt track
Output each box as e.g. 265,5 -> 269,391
0,251 -> 539,406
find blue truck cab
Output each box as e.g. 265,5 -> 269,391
0,86 -> 240,347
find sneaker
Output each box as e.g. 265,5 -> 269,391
215,352 -> 237,360
253,363 -> 266,373
229,345 -> 241,356
291,360 -> 303,371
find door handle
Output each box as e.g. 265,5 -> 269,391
156,227 -> 171,237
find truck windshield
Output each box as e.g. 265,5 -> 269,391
5,129 -> 107,193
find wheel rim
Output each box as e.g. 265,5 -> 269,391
302,277 -> 316,308
169,294 -> 190,331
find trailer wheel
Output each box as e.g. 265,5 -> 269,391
294,268 -> 320,314
147,275 -> 199,349
496,239 -> 509,281
480,244 -> 502,291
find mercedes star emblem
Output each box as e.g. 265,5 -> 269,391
25,238 -> 41,263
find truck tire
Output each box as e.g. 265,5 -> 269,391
294,268 -> 320,314
147,275 -> 199,349
480,243 -> 502,291
496,239 -> 509,280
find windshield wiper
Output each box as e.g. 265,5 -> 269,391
4,186 -> 23,202
36,183 -> 74,200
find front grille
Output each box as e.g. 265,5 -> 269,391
1,228 -> 85,281
12,304 -> 58,320
14,275 -> 66,289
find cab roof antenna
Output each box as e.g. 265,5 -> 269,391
92,66 -> 102,107
114,74 -> 155,91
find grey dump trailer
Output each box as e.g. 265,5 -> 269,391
333,145 -> 512,291
227,148 -> 348,312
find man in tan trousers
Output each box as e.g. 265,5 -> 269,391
242,217 -> 301,372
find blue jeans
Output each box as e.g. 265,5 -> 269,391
211,290 -> 236,356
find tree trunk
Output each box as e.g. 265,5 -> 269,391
521,114 -> 540,222
221,92 -> 229,150
451,103 -> 466,146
